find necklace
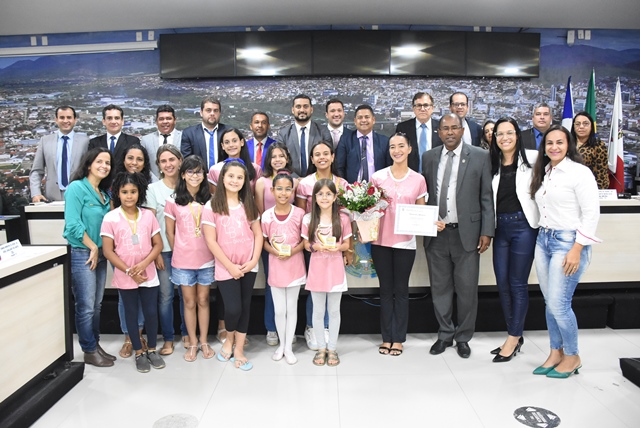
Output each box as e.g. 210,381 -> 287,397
120,207 -> 140,244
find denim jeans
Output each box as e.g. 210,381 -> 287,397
535,228 -> 592,356
493,212 -> 538,337
261,249 -> 276,332
157,251 -> 175,341
70,247 -> 107,353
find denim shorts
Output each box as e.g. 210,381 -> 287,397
171,267 -> 214,286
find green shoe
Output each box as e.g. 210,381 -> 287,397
546,364 -> 582,378
532,365 -> 557,375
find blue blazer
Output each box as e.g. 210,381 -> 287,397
336,130 -> 392,184
180,123 -> 227,167
246,136 -> 276,168
465,118 -> 483,147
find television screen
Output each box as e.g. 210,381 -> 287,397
465,32 -> 540,77
313,31 -> 390,75
160,33 -> 235,79
391,31 -> 465,76
235,32 -> 312,77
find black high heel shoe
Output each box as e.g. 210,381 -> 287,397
490,337 -> 524,358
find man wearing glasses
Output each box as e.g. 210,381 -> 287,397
395,92 -> 443,173
449,92 -> 482,147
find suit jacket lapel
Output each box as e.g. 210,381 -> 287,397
456,144 -> 471,196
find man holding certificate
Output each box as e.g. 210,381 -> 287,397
422,113 -> 494,359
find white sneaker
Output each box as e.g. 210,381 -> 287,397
266,331 -> 279,346
305,326 -> 319,350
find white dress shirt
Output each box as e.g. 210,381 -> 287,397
535,157 -> 601,246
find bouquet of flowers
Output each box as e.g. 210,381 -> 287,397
337,181 -> 389,242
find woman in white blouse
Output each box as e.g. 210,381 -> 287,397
529,125 -> 600,379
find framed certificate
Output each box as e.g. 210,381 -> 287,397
394,204 -> 438,236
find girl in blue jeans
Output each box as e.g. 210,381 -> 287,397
529,125 -> 600,378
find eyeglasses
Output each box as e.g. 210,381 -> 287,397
185,169 -> 203,177
574,121 -> 591,128
495,130 -> 517,138
315,192 -> 335,199
413,103 -> 433,110
274,186 -> 293,193
450,102 -> 468,108
438,126 -> 462,132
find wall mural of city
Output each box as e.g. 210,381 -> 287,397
0,27 -> 639,207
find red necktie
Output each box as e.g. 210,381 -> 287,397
256,141 -> 263,166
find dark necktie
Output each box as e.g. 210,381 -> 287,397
204,128 -> 215,168
109,135 -> 116,153
361,136 -> 369,182
300,127 -> 307,175
61,135 -> 69,187
162,134 -> 169,145
439,150 -> 454,220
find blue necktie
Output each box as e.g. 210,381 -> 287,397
300,127 -> 307,175
204,128 -> 215,168
61,135 -> 69,187
419,123 -> 428,172
109,136 -> 116,153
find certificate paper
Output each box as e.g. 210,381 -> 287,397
394,204 -> 438,236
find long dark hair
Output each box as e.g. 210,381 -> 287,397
115,143 -> 152,183
307,178 -> 341,244
217,128 -> 256,181
263,142 -> 293,177
70,147 -> 114,191
489,117 -> 531,176
174,155 -> 211,206
111,172 -> 148,208
210,159 -> 259,220
306,140 -> 339,177
481,120 -> 495,146
570,111 -> 598,148
530,125 -> 583,198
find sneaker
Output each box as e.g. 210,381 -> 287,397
135,353 -> 150,373
147,351 -> 166,369
305,326 -> 319,351
266,331 -> 279,346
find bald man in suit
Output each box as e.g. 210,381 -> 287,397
30,105 -> 89,202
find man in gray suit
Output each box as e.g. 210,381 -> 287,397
141,105 -> 182,178
422,113 -> 494,358
30,105 -> 89,202
277,94 -> 332,176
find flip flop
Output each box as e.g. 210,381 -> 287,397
231,357 -> 253,371
216,347 -> 232,362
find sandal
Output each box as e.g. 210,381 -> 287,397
389,347 -> 403,356
378,345 -> 391,355
231,357 -> 253,371
216,347 -> 232,362
216,329 -> 227,345
119,340 -> 133,358
313,349 -> 327,366
184,345 -> 198,362
200,343 -> 215,359
159,341 -> 174,356
327,350 -> 340,366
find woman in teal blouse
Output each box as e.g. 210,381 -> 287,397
63,147 -> 114,367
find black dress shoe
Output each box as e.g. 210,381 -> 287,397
429,339 -> 453,355
84,350 -> 115,367
492,342 -> 522,363
490,336 -> 524,355
456,342 -> 471,358
97,343 -> 117,361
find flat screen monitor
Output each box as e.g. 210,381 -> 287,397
235,31 -> 312,77
390,31 -> 465,76
159,33 -> 235,79
313,31 -> 390,75
466,32 -> 540,77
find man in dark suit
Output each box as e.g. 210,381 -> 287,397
180,97 -> 227,169
141,105 -> 182,178
336,104 -> 392,183
522,102 -> 553,150
246,112 -> 275,168
449,92 -> 482,147
30,105 -> 89,202
422,113 -> 494,359
89,104 -> 140,166
395,92 -> 443,173
325,98 -> 349,148
277,94 -> 332,177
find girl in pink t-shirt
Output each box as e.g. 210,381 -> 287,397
261,171 -> 306,364
302,178 -> 352,367
101,172 -> 164,373
203,159 -> 263,371
207,128 -> 262,194
370,133 -> 427,357
164,155 -> 215,362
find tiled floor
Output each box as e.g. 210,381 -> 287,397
31,328 -> 640,428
